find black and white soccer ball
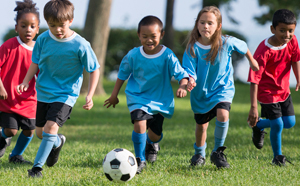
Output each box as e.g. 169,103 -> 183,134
103,148 -> 137,182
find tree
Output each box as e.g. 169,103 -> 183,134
163,0 -> 175,49
81,0 -> 112,95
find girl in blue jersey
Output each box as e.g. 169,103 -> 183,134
104,15 -> 189,174
182,6 -> 259,168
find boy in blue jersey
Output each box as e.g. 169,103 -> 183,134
17,0 -> 100,178
104,15 -> 189,174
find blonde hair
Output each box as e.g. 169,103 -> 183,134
185,6 -> 223,64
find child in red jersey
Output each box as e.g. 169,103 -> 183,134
0,0 -> 39,164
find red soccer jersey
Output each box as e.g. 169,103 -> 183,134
248,35 -> 300,104
0,37 -> 37,119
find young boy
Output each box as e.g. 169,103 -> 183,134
104,15 -> 189,174
248,9 -> 300,166
17,0 -> 100,177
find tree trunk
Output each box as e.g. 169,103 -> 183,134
81,0 -> 112,95
163,0 -> 175,50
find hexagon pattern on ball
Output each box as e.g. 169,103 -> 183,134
103,148 -> 137,182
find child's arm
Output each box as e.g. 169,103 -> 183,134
176,78 -> 188,98
292,61 -> 300,91
187,76 -> 196,92
245,49 -> 259,71
83,68 -> 100,110
0,78 -> 7,100
104,78 -> 125,108
16,63 -> 39,94
248,83 -> 259,127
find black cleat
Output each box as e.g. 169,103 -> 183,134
145,142 -> 160,163
210,146 -> 230,168
46,134 -> 66,167
252,126 -> 267,149
9,154 -> 33,164
136,157 -> 146,174
0,129 -> 12,158
272,155 -> 293,166
28,167 -> 43,178
190,154 -> 205,166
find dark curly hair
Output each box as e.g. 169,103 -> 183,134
14,0 -> 40,24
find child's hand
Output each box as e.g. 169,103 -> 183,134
187,77 -> 196,92
0,87 -> 8,100
16,83 -> 29,94
295,82 -> 300,91
247,107 -> 259,127
83,96 -> 94,110
176,88 -> 187,98
250,59 -> 259,71
104,96 -> 119,108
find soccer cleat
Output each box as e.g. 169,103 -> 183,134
46,134 -> 66,167
190,154 -> 205,166
136,157 -> 146,174
28,167 -> 43,178
0,130 -> 12,158
9,154 -> 33,164
210,146 -> 230,168
272,155 -> 293,166
145,142 -> 160,163
252,126 -> 267,149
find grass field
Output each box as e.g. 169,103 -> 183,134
0,80 -> 299,185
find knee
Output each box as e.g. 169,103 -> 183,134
196,123 -> 208,133
22,130 -> 34,137
4,128 -> 18,137
282,116 -> 295,129
270,118 -> 283,131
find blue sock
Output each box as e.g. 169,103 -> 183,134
53,135 -> 61,148
1,129 -> 8,139
270,118 -> 283,157
33,132 -> 57,168
132,131 -> 146,161
282,115 -> 295,129
194,142 -> 206,158
147,133 -> 163,144
10,132 -> 33,157
213,119 -> 229,152
256,118 -> 270,130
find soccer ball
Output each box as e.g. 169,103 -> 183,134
103,148 -> 137,182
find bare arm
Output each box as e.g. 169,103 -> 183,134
248,83 -> 259,127
0,78 -> 7,100
103,78 -> 125,108
292,62 -> 300,91
16,63 -> 39,94
83,68 -> 100,110
176,78 -> 188,98
245,49 -> 259,71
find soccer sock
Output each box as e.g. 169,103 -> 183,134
194,142 -> 206,158
270,117 -> 283,157
10,132 -> 33,157
53,135 -> 61,148
213,119 -> 229,152
282,115 -> 296,129
33,132 -> 57,168
132,131 -> 146,162
146,133 -> 163,144
1,129 -> 8,139
256,118 -> 270,130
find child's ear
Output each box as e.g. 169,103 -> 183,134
217,23 -> 222,31
160,31 -> 165,39
270,25 -> 275,34
15,25 -> 17,33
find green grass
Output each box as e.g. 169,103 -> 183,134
1,80 -> 300,185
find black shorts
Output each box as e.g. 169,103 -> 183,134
194,102 -> 231,125
36,102 -> 72,127
260,95 -> 294,120
0,112 -> 35,130
130,109 -> 164,136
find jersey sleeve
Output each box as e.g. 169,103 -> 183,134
228,36 -> 248,55
167,51 -> 189,82
182,48 -> 197,81
79,41 -> 100,73
0,42 -> 9,69
118,52 -> 132,80
291,35 -> 300,62
32,37 -> 41,64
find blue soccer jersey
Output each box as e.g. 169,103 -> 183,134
118,46 -> 188,118
32,30 -> 100,107
182,36 -> 248,114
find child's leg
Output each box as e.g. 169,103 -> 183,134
256,119 -> 270,130
10,129 -> 34,157
269,117 -> 284,157
213,109 -> 229,152
0,128 -> 16,157
282,115 -> 295,129
132,120 -> 147,161
194,122 -> 209,157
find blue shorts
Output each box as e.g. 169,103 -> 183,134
0,112 -> 35,130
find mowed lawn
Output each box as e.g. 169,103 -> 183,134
0,80 -> 299,185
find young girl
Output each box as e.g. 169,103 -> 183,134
182,6 -> 259,168
0,0 -> 39,164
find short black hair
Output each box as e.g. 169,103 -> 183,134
14,0 -> 40,24
137,15 -> 163,33
272,9 -> 297,28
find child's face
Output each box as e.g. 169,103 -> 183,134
47,19 -> 73,39
138,24 -> 164,55
197,12 -> 220,43
15,13 -> 39,46
271,23 -> 296,46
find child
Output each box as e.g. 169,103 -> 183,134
104,15 -> 189,174
247,9 -> 300,166
0,0 -> 39,164
17,0 -> 100,177
182,6 -> 259,168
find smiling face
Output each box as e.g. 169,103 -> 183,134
270,23 -> 296,46
47,19 -> 73,39
138,24 -> 164,55
15,12 -> 39,47
197,12 -> 221,45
